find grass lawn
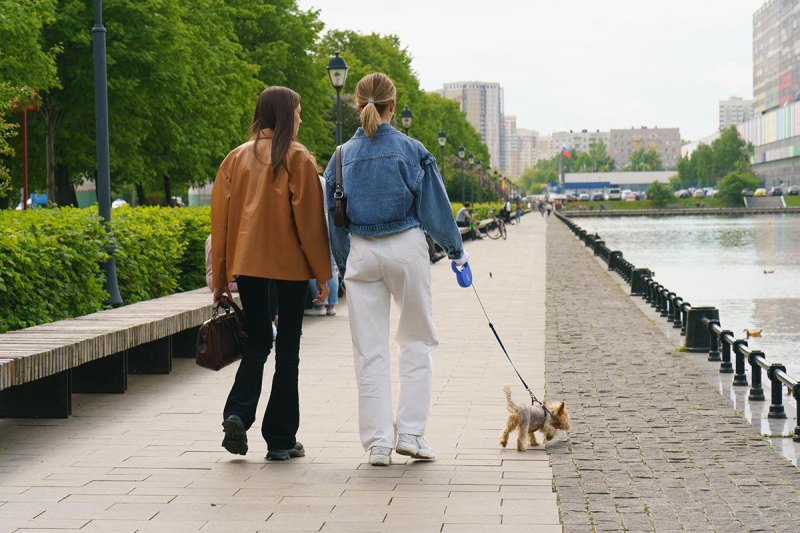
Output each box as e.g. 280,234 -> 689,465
785,196 -> 800,207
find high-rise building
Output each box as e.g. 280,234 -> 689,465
719,97 -> 754,130
551,130 -> 609,156
609,127 -> 681,170
441,81 -> 505,171
503,116 -> 538,177
535,136 -> 552,163
753,0 -> 800,114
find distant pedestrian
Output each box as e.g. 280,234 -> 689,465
546,203 -> 553,216
325,72 -> 467,466
514,200 -> 521,224
539,202 -> 545,217
211,86 -> 332,460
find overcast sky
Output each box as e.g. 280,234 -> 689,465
298,0 -> 766,141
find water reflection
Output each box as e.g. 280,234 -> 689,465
580,215 -> 800,375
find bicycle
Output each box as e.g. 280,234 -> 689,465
483,209 -> 507,240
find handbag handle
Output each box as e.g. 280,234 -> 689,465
334,145 -> 343,198
213,295 -> 245,325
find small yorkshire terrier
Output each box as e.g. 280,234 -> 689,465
499,386 -> 570,451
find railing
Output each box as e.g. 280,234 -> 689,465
555,212 -> 800,442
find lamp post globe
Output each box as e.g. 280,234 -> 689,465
468,153 -> 475,166
458,144 -> 466,160
437,129 -> 447,176
400,106 -> 414,136
327,52 -> 349,146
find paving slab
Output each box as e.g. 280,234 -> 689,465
546,219 -> 800,533
0,216 -> 559,532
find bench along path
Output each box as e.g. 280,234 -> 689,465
0,218 -> 559,532
546,220 -> 800,532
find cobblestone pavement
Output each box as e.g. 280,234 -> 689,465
546,220 -> 800,533
0,217 -> 559,533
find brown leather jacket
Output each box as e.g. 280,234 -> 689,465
210,130 -> 332,288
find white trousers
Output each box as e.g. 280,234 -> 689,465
344,228 -> 438,450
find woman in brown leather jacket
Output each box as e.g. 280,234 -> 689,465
211,86 -> 332,460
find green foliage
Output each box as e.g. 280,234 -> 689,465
450,202 -> 504,221
676,129 -> 751,189
0,208 -> 107,333
0,206 -> 211,333
646,181 -> 673,207
717,171 -> 761,205
627,148 -> 663,171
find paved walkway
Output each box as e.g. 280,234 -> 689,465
0,217 -> 558,533
546,220 -> 800,533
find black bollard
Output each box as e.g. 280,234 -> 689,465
767,364 -> 787,419
732,340 -> 749,386
667,292 -> 677,322
792,388 -> 800,442
594,239 -> 605,256
684,307 -> 720,352
651,283 -> 661,309
719,331 -> 734,373
680,302 -> 690,336
659,289 -> 669,317
707,320 -> 721,362
672,297 -> 683,329
747,351 -> 765,401
608,251 -> 622,271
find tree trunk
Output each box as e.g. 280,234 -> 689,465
163,176 -> 172,206
55,164 -> 78,207
135,183 -> 147,206
41,103 -> 61,205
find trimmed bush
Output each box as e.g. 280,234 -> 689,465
0,208 -> 108,333
450,202 -> 505,221
0,206 -> 212,333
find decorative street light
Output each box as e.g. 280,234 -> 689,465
327,52 -> 349,147
476,160 -> 483,205
92,0 -> 123,307
493,169 -> 499,202
400,106 -> 414,136
458,144 -> 466,203
437,129 -> 447,176
483,165 -> 491,206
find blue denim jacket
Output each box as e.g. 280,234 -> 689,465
323,123 -> 464,274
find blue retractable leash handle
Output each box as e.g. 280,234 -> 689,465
451,260 -> 548,410
451,261 -> 473,288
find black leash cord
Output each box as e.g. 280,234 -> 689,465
470,281 -> 549,412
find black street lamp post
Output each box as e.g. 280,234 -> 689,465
327,52 -> 349,147
92,0 -> 123,307
400,106 -> 414,136
476,161 -> 483,204
437,129 -> 447,176
468,153 -> 475,204
493,170 -> 499,202
458,144 -> 466,203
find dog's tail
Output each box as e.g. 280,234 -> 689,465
503,386 -> 518,415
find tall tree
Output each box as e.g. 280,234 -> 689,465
588,139 -> 612,171
574,152 -> 593,172
711,126 -> 751,181
692,144 -> 713,187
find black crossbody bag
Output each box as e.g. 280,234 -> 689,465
333,145 -> 350,230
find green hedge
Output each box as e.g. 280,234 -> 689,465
0,206 -> 211,333
450,202 -> 504,221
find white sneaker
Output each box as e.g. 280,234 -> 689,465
304,307 -> 326,317
395,434 -> 435,459
369,446 -> 392,466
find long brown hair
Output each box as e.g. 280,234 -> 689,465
251,86 -> 300,169
356,73 -> 397,139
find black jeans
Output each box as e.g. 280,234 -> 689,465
223,276 -> 307,451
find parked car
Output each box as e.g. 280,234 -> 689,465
607,188 -> 622,201
578,193 -> 590,201
621,189 -> 632,198
704,189 -> 717,198
788,186 -> 799,196
769,187 -> 784,196
692,190 -> 705,198
592,193 -> 605,202
565,193 -> 577,202
754,188 -> 767,197
675,190 -> 691,199
741,189 -> 754,197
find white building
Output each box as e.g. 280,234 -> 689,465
535,136 -> 552,163
551,129 -> 610,156
503,116 -> 538,177
441,81 -> 505,172
719,96 -> 754,131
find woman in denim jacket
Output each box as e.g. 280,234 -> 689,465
324,73 -> 468,466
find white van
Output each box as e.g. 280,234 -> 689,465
607,188 -> 622,201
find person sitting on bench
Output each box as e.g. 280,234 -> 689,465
456,202 -> 483,239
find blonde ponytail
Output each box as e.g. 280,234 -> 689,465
356,73 -> 397,139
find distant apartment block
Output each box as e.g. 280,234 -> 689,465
503,116 -> 538,177
535,136 -> 552,163
441,81 -> 505,172
719,96 -> 754,130
753,0 -> 800,114
551,129 -> 609,156
609,127 -> 681,170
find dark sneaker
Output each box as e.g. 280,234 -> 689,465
221,416 -> 248,456
266,442 -> 305,461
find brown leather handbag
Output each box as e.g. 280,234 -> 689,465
332,145 -> 350,229
196,296 -> 248,371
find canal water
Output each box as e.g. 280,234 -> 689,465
578,214 -> 800,376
